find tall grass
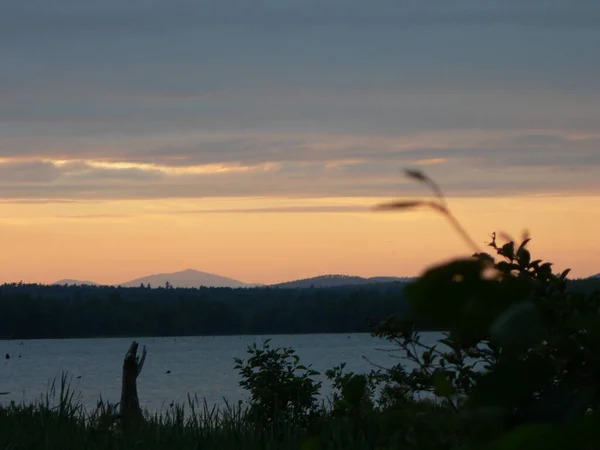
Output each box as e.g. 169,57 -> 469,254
0,374 -> 386,450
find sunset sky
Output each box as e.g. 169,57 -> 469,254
1,1 -> 599,285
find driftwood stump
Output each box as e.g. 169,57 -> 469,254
120,341 -> 146,424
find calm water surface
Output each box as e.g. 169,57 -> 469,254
0,333 -> 442,413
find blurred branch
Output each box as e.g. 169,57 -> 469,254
374,170 -> 481,254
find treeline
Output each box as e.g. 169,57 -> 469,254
1,277 -> 598,340
0,282 -> 411,339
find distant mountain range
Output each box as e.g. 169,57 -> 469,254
51,270 -> 599,290
52,270 -> 414,289
54,269 -> 254,289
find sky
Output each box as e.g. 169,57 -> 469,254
1,0 -> 600,284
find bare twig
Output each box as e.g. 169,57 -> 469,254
361,354 -> 392,372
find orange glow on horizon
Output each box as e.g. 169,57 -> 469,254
1,195 -> 598,285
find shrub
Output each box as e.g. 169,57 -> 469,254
234,339 -> 322,429
371,170 -> 600,448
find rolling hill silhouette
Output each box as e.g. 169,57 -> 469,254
269,274 -> 416,289
119,269 -> 253,288
51,271 -> 416,289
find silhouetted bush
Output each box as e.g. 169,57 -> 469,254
234,339 -> 322,429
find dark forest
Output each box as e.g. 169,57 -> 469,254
1,277 -> 598,340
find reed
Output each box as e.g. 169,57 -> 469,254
0,375 -> 387,450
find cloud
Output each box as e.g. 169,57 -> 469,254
0,161 -> 63,183
1,128 -> 600,200
178,205 -> 371,214
0,199 -> 103,205
1,1 -> 599,200
7,130 -> 600,166
0,148 -> 598,201
54,214 -> 132,219
3,1 -> 600,37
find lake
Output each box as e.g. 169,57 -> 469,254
0,333 -> 443,414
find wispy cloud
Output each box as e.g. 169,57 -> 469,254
1,129 -> 599,200
178,205 -> 370,214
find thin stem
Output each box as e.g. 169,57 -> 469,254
442,209 -> 481,255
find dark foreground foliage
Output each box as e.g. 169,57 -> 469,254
0,276 -> 596,340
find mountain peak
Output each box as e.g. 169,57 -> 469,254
120,269 -> 250,289
178,269 -> 212,275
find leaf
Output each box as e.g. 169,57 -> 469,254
500,242 -> 515,259
374,201 -> 424,211
405,258 -> 492,328
518,237 -> 532,252
496,261 -> 519,274
517,247 -> 531,268
404,169 -> 427,182
433,371 -> 456,397
489,302 -> 545,347
560,268 -> 571,280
